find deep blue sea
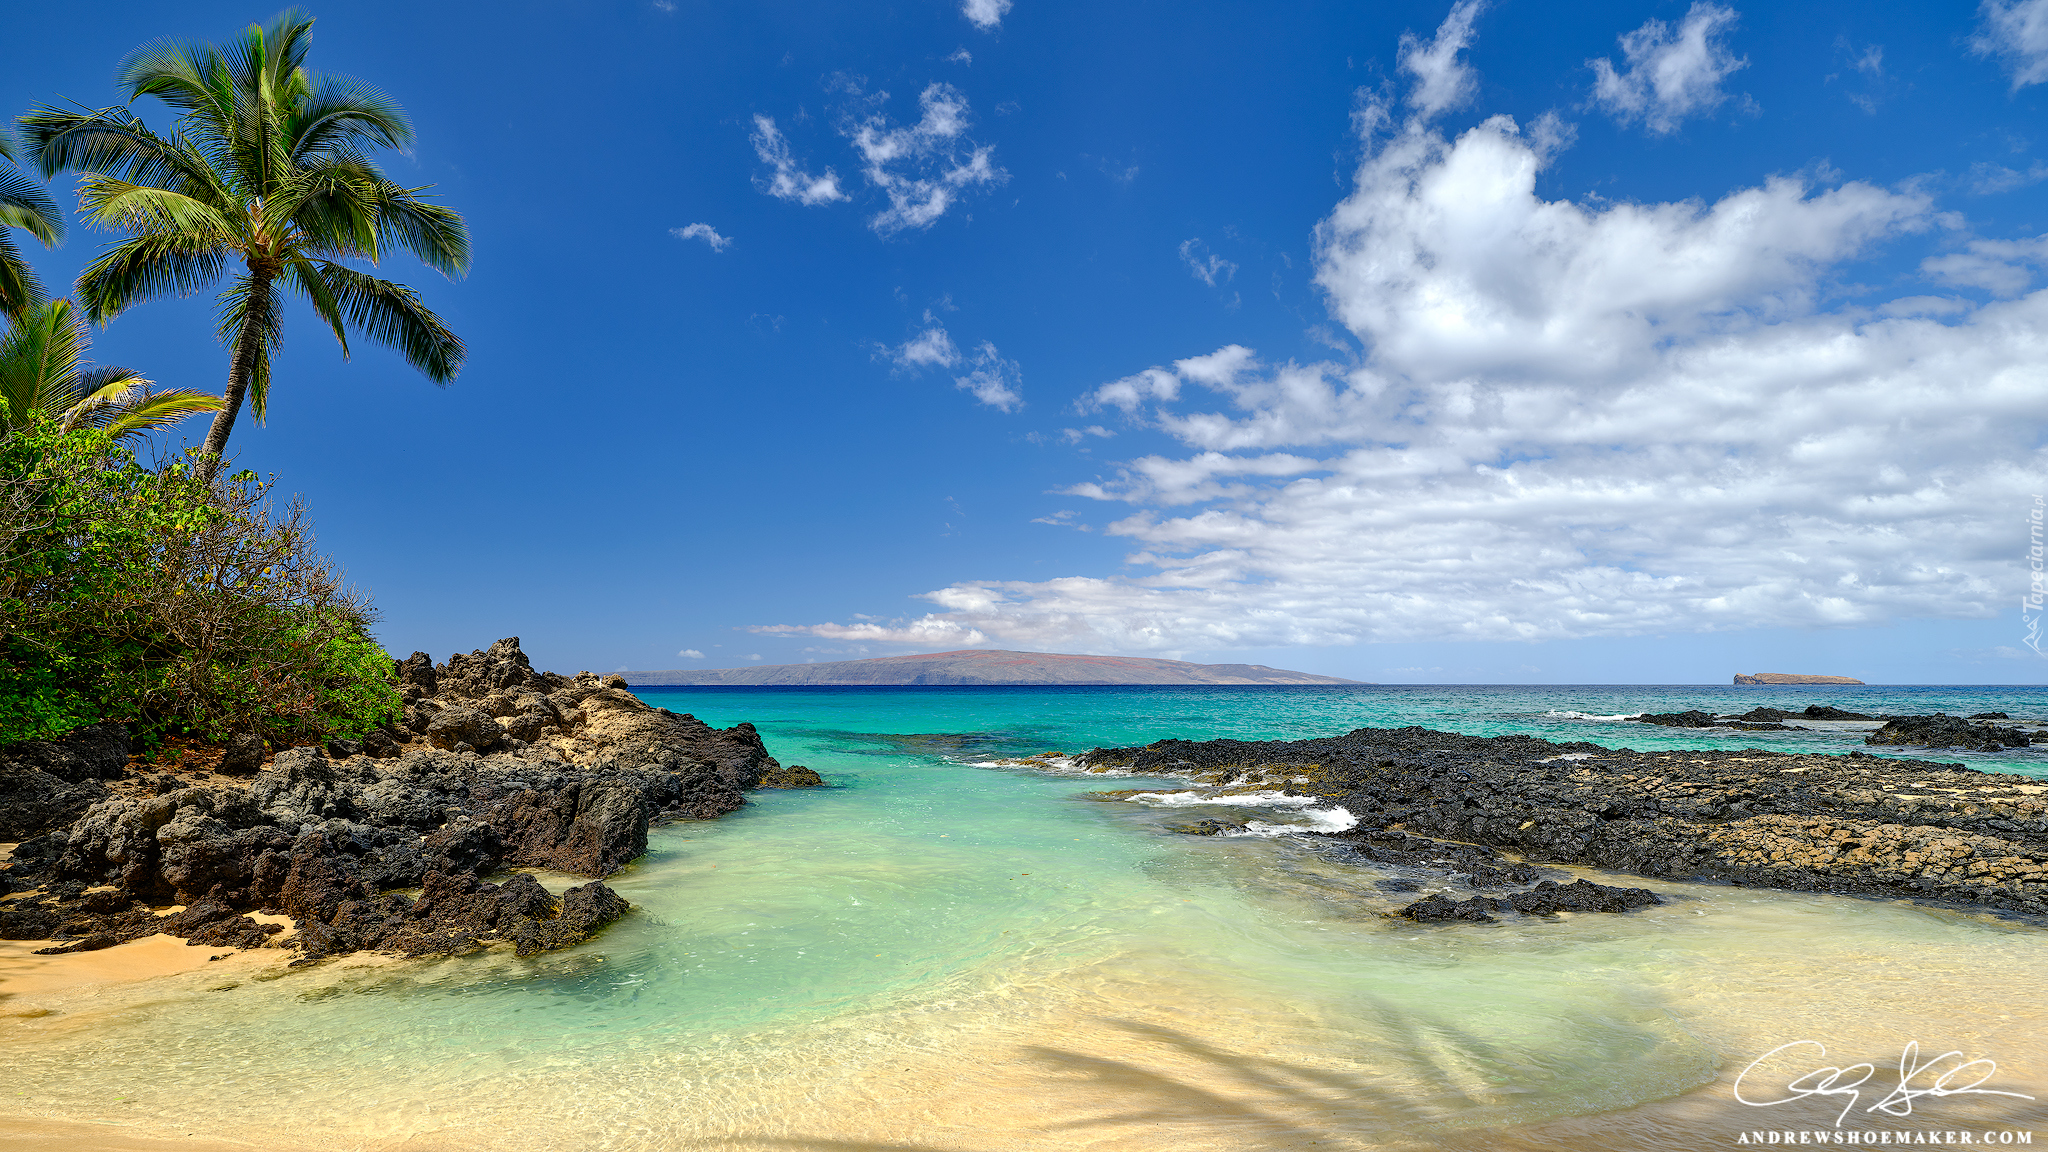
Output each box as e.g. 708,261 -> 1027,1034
6,683 -> 2044,1151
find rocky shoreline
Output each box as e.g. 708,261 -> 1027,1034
0,639 -> 818,961
1079,723 -> 2048,922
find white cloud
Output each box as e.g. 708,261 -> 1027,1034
1969,160 -> 2048,194
760,30 -> 2048,658
672,223 -> 732,251
750,115 -> 849,206
884,319 -> 962,369
1399,0 -> 1485,119
955,341 -> 1024,411
962,0 -> 1012,31
1920,236 -> 2048,296
844,83 -> 1006,234
948,48 -> 973,65
746,654 -> 763,661
1178,239 -> 1238,287
1589,3 -> 1748,134
678,649 -> 705,659
752,618 -> 989,647
1973,0 -> 2048,90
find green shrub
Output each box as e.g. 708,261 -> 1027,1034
0,419 -> 400,747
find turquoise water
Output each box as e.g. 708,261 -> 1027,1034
4,685 -> 2045,1151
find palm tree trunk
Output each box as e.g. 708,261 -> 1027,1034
197,274 -> 270,481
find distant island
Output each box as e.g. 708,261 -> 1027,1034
625,649 -> 1366,687
1733,672 -> 1866,685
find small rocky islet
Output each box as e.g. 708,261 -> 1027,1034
0,638 -> 820,962
1631,703 -> 2037,751
1077,718 -> 2047,925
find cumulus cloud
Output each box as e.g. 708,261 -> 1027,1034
1178,239 -> 1238,287
1973,0 -> 2048,90
671,223 -> 731,251
750,116 -> 848,205
1590,3 -> 1749,134
761,10 -> 2044,658
1399,0 -> 1485,119
678,649 -> 705,659
962,0 -> 1012,31
844,83 -> 1006,234
955,341 -> 1024,411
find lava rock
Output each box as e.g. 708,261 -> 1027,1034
1632,710 -> 1723,728
1866,714 -> 2032,752
1801,705 -> 1877,721
1169,819 -> 1249,836
218,730 -> 266,776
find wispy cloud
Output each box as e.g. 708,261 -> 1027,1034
750,115 -> 849,206
678,649 -> 704,659
883,316 -> 962,369
844,82 -> 1007,234
1398,0 -> 1485,119
671,222 -> 732,251
1973,0 -> 2048,90
954,341 -> 1024,411
1589,2 -> 1749,134
1178,239 -> 1238,287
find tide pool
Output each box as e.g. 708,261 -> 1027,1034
4,684 -> 2043,1150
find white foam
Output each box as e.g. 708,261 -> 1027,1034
1128,789 -> 1326,809
1545,710 -> 1631,721
1226,805 -> 1361,836
1540,753 -> 1594,762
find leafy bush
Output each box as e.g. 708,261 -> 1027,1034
0,419 -> 400,746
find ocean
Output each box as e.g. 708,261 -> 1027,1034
6,683 -> 2046,1150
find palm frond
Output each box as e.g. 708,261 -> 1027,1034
215,272 -> 285,421
0,161 -> 64,246
287,74 -> 412,161
77,179 -> 237,240
283,256 -> 348,353
369,183 -> 470,276
20,105 -> 224,199
0,231 -> 48,319
118,37 -> 234,123
64,385 -> 223,441
318,262 -> 463,383
78,233 -> 231,323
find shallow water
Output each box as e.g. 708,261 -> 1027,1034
4,685 -> 2043,1150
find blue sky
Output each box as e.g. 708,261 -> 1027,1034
7,0 -> 2047,683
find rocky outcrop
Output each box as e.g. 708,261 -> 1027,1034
1080,726 -> 2048,919
1734,673 -> 1865,685
0,724 -> 127,840
1866,713 -> 2033,752
1399,879 -> 1661,923
0,638 -> 814,962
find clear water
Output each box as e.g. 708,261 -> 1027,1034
4,685 -> 2044,1151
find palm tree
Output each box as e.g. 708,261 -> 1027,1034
20,9 -> 469,471
0,131 -> 65,319
0,297 -> 223,442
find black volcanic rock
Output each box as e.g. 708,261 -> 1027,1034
1867,714 -> 2032,752
1079,723 -> 2048,918
0,638 -> 805,962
